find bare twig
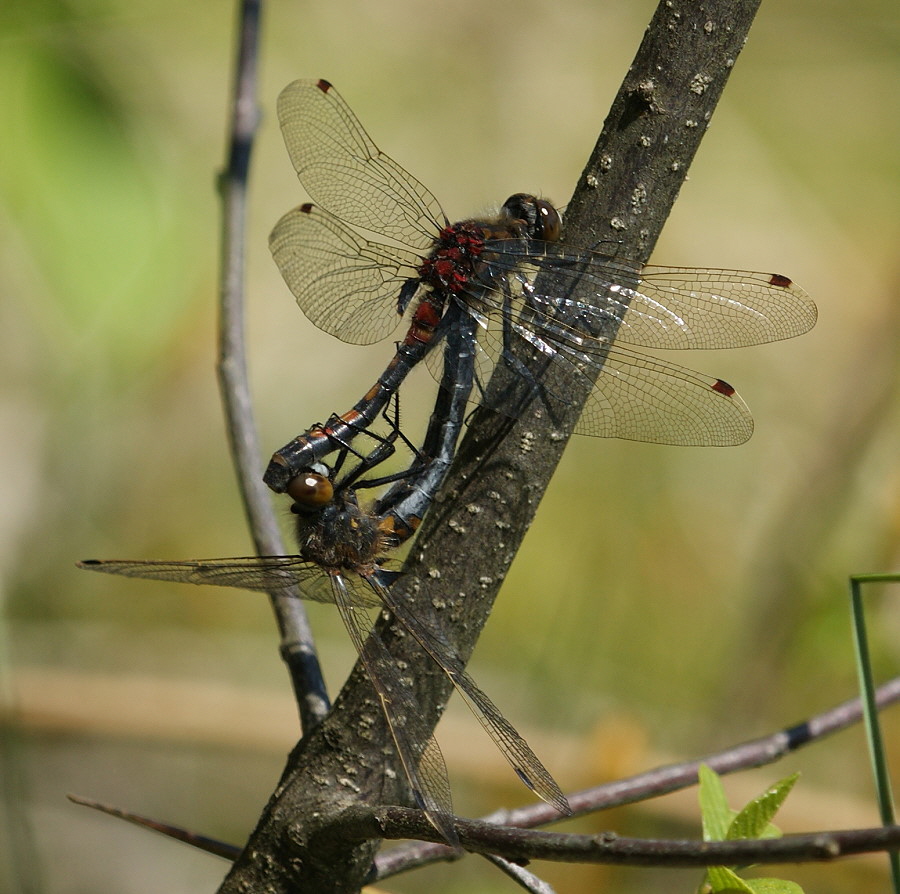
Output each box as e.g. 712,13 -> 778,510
350,806 -> 900,868
482,854 -> 558,893
66,794 -> 241,861
67,677 -> 900,878
376,675 -> 900,877
216,0 -> 328,730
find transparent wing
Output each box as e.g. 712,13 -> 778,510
368,575 -> 570,816
568,339 -> 754,445
430,294 -> 753,446
329,572 -> 458,845
77,557 -> 382,608
484,243 -> 818,350
630,264 -> 817,348
276,79 -> 444,246
512,311 -> 755,445
270,204 -> 422,344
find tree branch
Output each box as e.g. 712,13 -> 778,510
346,806 -> 900,868
217,1 -> 768,891
216,0 -> 329,731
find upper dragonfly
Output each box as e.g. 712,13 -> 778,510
264,79 -> 817,491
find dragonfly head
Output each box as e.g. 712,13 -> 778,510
501,194 -> 562,243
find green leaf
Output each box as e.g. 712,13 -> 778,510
699,768 -> 804,893
727,774 -> 799,841
705,869 -> 805,894
699,764 -> 733,841
705,865 -> 755,892
743,878 -> 804,893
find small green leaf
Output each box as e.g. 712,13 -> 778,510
704,870 -> 804,894
699,768 -> 804,893
699,765 -> 733,841
742,878 -> 805,893
705,865 -> 754,891
727,774 -> 799,841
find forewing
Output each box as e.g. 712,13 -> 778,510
276,79 -> 444,246
482,242 -> 817,350
77,557 -> 382,607
629,264 -> 817,348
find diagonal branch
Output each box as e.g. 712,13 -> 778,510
217,1 -> 767,891
405,0 -> 766,674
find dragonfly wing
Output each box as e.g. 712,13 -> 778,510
276,79 -> 444,247
626,265 -> 818,349
76,557 -> 382,607
328,572 -> 457,845
485,245 -> 816,350
465,298 -> 753,446
571,340 -> 755,445
270,204 -> 422,345
369,576 -> 570,816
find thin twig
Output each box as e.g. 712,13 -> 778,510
66,794 -> 241,861
355,807 -> 900,867
482,854 -> 558,893
216,0 -> 328,730
376,676 -> 900,877
66,677 -> 900,875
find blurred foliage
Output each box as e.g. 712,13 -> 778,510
1,1 -> 898,892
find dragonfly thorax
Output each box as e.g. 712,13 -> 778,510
418,221 -> 485,295
295,489 -> 389,571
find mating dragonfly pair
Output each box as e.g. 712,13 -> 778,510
80,79 -> 817,844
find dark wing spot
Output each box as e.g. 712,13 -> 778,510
711,379 -> 736,397
769,273 -> 793,288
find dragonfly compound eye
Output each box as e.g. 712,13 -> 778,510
534,199 -> 562,243
287,472 -> 334,509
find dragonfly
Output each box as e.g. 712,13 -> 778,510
263,78 -> 817,493
79,354 -> 567,846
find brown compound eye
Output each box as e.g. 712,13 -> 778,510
287,471 -> 334,510
534,199 -> 562,242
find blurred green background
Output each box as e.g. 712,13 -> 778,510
2,1 -> 898,891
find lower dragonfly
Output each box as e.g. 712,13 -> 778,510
79,339 -> 567,846
262,79 -> 818,493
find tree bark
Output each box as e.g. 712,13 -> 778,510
218,1 -> 763,890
